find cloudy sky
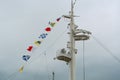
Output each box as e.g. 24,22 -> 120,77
0,0 -> 120,80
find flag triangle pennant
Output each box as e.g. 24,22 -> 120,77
56,17 -> 61,22
49,22 -> 56,27
27,46 -> 33,52
38,33 -> 48,39
34,41 -> 41,46
22,55 -> 31,61
19,66 -> 24,73
45,27 -> 51,32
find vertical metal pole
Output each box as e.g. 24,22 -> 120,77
83,41 -> 85,80
69,0 -> 76,80
52,72 -> 55,80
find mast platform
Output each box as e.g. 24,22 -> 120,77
56,48 -> 71,62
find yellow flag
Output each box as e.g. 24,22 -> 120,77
34,41 -> 41,46
50,22 -> 56,27
19,66 -> 24,73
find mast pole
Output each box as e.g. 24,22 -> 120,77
69,0 -> 76,80
52,72 -> 55,80
56,1 -> 91,80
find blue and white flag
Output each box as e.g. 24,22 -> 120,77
22,55 -> 31,61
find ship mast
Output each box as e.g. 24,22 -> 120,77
69,0 -> 76,80
56,0 -> 91,80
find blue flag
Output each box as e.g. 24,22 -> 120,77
22,55 -> 31,61
38,33 -> 48,39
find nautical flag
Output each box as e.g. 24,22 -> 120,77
19,66 -> 24,73
38,33 -> 48,39
34,41 -> 41,46
27,46 -> 33,52
45,27 -> 51,32
49,22 -> 56,27
56,17 -> 61,22
22,55 -> 31,61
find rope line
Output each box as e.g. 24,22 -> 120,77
6,71 -> 18,80
5,62 -> 29,80
6,28 -> 68,80
92,35 -> 120,64
21,28 -> 68,80
46,28 -> 68,49
28,28 -> 68,65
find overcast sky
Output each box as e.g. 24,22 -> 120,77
0,0 -> 120,80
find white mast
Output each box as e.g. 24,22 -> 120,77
69,0 -> 76,80
56,0 -> 91,80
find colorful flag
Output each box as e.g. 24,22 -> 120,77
22,55 -> 31,61
19,66 -> 24,73
34,41 -> 41,46
49,22 -> 56,27
27,46 -> 33,52
38,33 -> 48,39
56,17 -> 61,22
45,27 -> 51,32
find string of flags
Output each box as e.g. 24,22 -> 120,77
19,17 -> 62,73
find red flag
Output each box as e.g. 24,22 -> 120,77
45,27 -> 51,32
56,17 -> 61,22
27,46 -> 33,52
